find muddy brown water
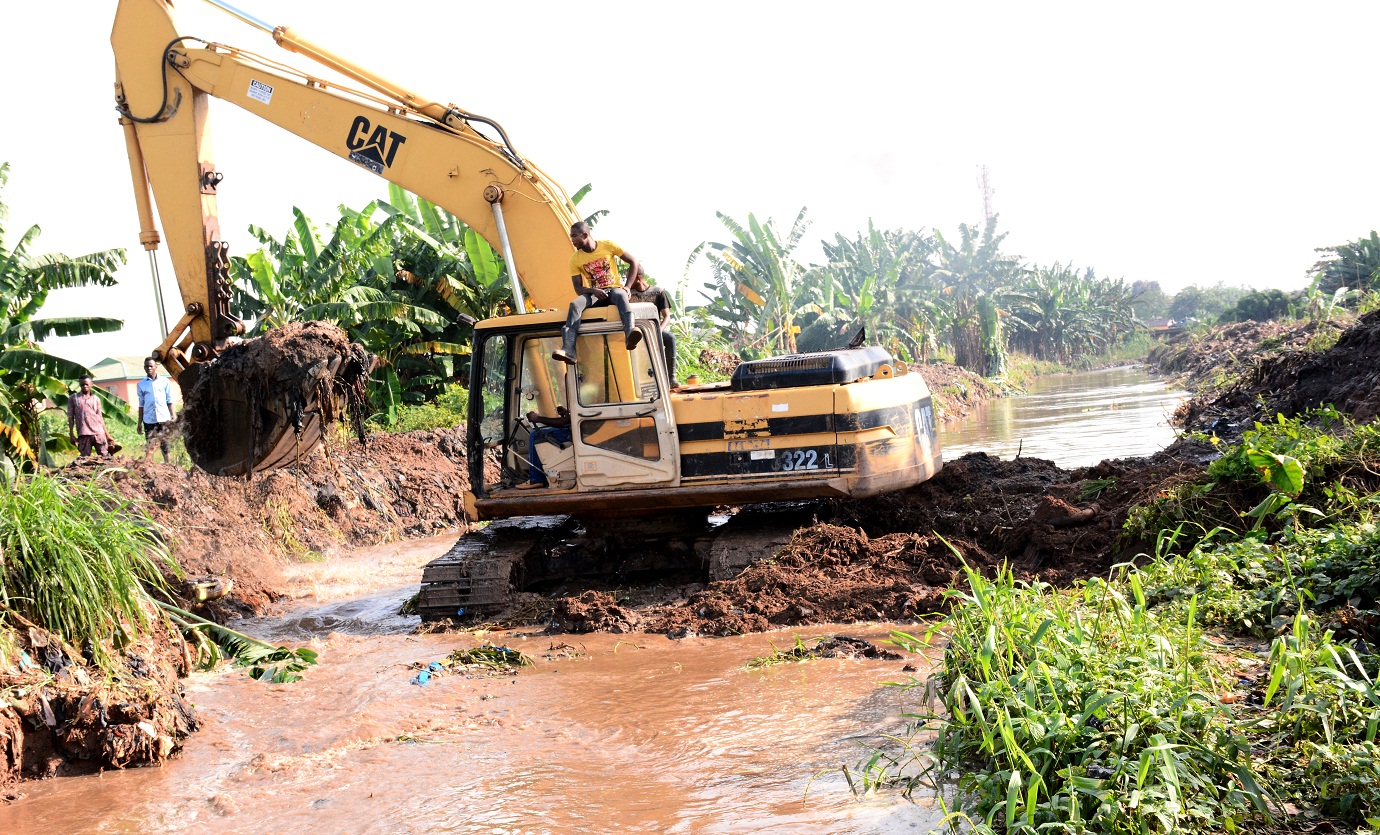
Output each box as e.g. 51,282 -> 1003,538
941,365 -> 1189,467
0,537 -> 944,833
2,370 -> 1185,831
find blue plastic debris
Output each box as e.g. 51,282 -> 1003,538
411,669 -> 431,686
428,661 -> 443,672
456,608 -> 465,618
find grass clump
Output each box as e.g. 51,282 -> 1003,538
747,635 -> 820,669
0,469 -> 178,664
890,564 -> 1265,833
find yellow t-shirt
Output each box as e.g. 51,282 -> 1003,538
569,239 -> 626,290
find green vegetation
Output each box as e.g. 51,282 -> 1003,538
0,469 -> 176,664
159,601 -> 319,683
746,635 -> 823,669
859,413 -> 1380,831
444,644 -> 533,670
370,382 -> 468,433
0,162 -> 129,469
1313,230 -> 1380,296
693,210 -> 1151,377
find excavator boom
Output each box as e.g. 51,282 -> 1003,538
112,0 -> 581,473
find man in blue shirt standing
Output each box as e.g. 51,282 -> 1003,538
136,357 -> 177,463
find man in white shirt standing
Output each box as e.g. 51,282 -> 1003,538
136,357 -> 177,463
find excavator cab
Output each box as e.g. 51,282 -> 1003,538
467,305 -> 679,511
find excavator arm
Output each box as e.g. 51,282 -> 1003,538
111,0 -> 581,473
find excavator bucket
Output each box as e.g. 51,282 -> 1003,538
179,322 -> 373,477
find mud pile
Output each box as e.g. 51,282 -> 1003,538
1145,319 -> 1330,390
182,321 -> 373,477
0,610 -> 197,790
1172,310 -> 1380,434
910,361 -> 1006,424
104,428 -> 473,616
525,445 -> 1213,638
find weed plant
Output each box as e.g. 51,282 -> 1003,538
747,635 -> 821,668
858,413 -> 1380,830
0,469 -> 177,664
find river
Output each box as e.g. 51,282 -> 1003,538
0,537 -> 945,834
0,368 -> 1187,832
941,365 -> 1189,467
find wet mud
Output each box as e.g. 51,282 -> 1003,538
0,610 -> 198,793
181,321 -> 373,476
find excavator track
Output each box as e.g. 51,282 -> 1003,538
416,505 -> 821,622
418,515 -> 578,620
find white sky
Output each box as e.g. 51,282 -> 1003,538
3,1 -> 1377,367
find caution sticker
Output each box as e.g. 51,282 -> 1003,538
248,79 -> 274,105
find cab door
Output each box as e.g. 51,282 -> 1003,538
566,322 -> 679,489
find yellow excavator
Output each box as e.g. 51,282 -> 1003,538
113,0 -> 943,619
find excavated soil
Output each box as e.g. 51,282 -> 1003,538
537,445 -> 1213,637
0,610 -> 198,792
182,321 -> 372,476
1171,310 -> 1380,436
1145,319 -> 1336,390
100,428 -> 477,618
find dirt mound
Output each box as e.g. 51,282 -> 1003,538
182,321 -> 373,476
549,591 -> 637,634
1146,319 -> 1331,389
0,611 -> 197,789
910,361 -> 1006,424
1176,310 -> 1380,434
521,448 -> 1211,638
102,427 -> 473,617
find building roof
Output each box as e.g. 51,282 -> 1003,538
90,356 -> 167,381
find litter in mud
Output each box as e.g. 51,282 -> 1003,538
408,645 -> 535,683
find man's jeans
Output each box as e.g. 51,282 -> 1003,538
562,288 -> 633,355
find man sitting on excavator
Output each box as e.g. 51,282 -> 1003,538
552,222 -> 641,365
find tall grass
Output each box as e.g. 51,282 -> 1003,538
0,469 -> 178,660
856,415 -> 1380,830
912,564 -> 1265,833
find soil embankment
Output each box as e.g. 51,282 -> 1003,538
911,361 -> 1006,424
108,428 -> 475,617
1167,310 -> 1380,435
0,612 -> 198,791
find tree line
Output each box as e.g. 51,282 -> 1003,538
3,155 -> 1378,466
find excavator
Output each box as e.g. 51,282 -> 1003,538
112,0 -> 944,620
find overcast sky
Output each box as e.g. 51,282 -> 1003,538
3,1 -> 1377,367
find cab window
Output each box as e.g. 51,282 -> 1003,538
574,331 -> 659,407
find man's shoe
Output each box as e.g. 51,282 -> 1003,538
670,380 -> 683,391
625,330 -> 643,350
551,350 -> 576,365
516,481 -> 547,490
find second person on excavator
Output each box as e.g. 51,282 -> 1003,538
552,222 -> 641,365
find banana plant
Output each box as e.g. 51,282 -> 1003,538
930,216 -> 1023,376
695,208 -> 814,357
0,162 -> 128,466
